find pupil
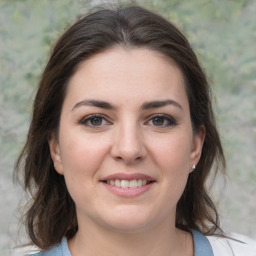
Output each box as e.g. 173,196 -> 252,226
153,117 -> 164,126
91,117 -> 102,126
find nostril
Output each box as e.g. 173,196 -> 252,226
110,135 -> 147,164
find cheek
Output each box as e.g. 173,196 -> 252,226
149,134 -> 192,195
59,133 -> 109,178
150,133 -> 192,170
58,137 -> 108,203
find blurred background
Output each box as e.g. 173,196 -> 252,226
0,0 -> 255,255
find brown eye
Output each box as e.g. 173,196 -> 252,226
152,117 -> 165,126
80,114 -> 110,127
90,116 -> 103,126
147,114 -> 177,127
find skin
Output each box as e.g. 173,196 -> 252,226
49,46 -> 205,256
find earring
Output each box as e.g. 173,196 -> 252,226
192,164 -> 196,170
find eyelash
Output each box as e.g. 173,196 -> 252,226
146,114 -> 177,127
79,114 -> 177,128
79,114 -> 111,127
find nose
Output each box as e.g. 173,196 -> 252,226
110,122 -> 147,164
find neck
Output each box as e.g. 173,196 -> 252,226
68,218 -> 193,256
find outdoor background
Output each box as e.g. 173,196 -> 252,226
0,0 -> 255,255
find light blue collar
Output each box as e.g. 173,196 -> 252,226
190,229 -> 214,256
61,237 -> 71,256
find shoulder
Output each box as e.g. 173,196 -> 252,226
24,243 -> 62,256
207,233 -> 256,256
22,237 -> 69,256
24,237 -> 70,256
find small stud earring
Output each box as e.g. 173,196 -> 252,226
192,164 -> 196,170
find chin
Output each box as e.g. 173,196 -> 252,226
99,206 -> 159,233
106,220 -> 153,234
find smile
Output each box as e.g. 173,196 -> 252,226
101,173 -> 156,197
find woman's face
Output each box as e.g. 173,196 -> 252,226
49,47 -> 205,233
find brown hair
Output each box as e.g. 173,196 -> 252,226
15,5 -> 226,250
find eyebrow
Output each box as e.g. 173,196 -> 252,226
72,99 -> 116,111
72,99 -> 183,111
141,99 -> 183,110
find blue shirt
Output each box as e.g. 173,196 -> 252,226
27,229 -> 214,256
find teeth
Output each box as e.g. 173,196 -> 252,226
130,179 -> 137,188
137,179 -> 143,186
120,180 -> 129,188
106,179 -> 149,188
114,180 -> 120,187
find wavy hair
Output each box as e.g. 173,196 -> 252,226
15,5 -> 226,250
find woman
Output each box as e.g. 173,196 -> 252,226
15,5 -> 256,256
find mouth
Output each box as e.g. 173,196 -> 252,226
100,173 -> 156,196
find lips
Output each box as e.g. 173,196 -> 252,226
100,173 -> 156,197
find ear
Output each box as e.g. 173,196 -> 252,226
48,136 -> 64,175
190,125 -> 205,172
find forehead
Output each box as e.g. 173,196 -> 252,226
64,46 -> 189,110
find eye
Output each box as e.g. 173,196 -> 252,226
146,114 -> 177,127
80,114 -> 110,127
